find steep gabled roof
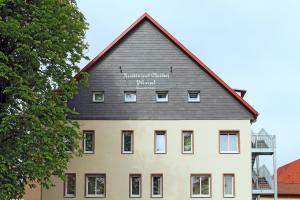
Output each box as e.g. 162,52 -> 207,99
275,159 -> 300,195
278,159 -> 300,184
75,13 -> 258,120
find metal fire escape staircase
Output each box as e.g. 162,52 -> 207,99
251,129 -> 277,199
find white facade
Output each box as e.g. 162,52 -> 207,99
42,120 -> 252,200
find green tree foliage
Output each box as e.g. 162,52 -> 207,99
0,0 -> 88,199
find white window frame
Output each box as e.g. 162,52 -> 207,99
191,174 -> 211,198
156,91 -> 168,102
220,132 -> 239,154
92,91 -> 104,102
188,90 -> 200,102
85,174 -> 105,198
129,174 -> 142,198
122,131 -> 133,154
83,131 -> 94,154
182,131 -> 193,154
151,174 -> 163,198
124,91 -> 137,102
64,174 -> 76,197
224,174 -> 235,198
154,131 -> 166,154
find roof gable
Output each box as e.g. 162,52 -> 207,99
75,13 -> 258,120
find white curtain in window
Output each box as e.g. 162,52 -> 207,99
156,134 -> 166,153
125,93 -> 136,102
224,175 -> 233,196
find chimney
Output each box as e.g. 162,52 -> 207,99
234,89 -> 247,98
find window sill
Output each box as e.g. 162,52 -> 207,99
83,151 -> 95,154
129,195 -> 142,198
85,195 -> 105,198
224,195 -> 235,198
220,151 -> 240,154
151,195 -> 163,198
64,195 -> 76,198
122,151 -> 133,154
191,195 -> 211,198
182,151 -> 194,154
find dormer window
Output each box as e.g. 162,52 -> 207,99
188,90 -> 200,102
93,91 -> 104,102
156,91 -> 168,102
124,91 -> 137,102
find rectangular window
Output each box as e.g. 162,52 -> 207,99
85,174 -> 105,197
220,131 -> 239,153
129,174 -> 141,198
124,91 -> 137,102
93,91 -> 104,102
224,174 -> 235,197
151,174 -> 163,198
191,174 -> 211,198
155,131 -> 166,154
182,131 -> 194,154
64,174 -> 76,197
122,131 -> 133,154
188,90 -> 200,102
156,91 -> 168,102
83,131 -> 95,153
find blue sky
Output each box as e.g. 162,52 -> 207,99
77,0 -> 300,168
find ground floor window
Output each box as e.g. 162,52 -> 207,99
60,173 -> 240,198
191,174 -> 211,198
64,173 -> 76,197
224,174 -> 235,197
151,174 -> 163,198
85,174 -> 106,197
129,174 -> 142,198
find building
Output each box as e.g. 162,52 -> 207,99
261,159 -> 300,200
23,182 -> 41,200
41,13 -> 273,199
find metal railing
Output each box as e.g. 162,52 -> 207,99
251,129 -> 277,199
251,135 -> 275,151
252,166 -> 274,191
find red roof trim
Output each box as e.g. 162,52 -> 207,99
74,13 -> 148,80
75,13 -> 258,119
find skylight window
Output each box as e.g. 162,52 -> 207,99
188,91 -> 200,102
93,91 -> 104,102
124,91 -> 137,102
156,91 -> 168,102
